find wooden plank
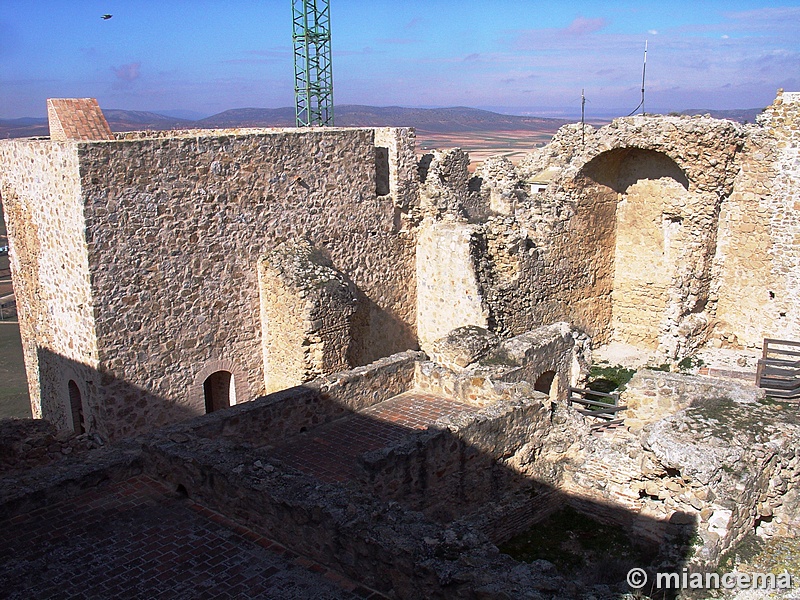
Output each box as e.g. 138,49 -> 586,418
764,389 -> 800,399
760,358 -> 800,368
764,338 -> 800,348
591,419 -> 625,431
570,386 -> 617,399
576,408 -> 617,420
571,398 -> 627,410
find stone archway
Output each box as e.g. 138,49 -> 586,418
534,370 -> 558,399
578,148 -> 710,355
190,359 -> 248,414
203,370 -> 235,413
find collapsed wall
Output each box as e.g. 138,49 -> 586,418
423,92 -> 799,361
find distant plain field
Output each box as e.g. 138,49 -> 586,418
416,129 -> 554,169
0,322 -> 29,419
414,121 -> 610,170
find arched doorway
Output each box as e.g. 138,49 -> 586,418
68,380 -> 85,433
203,370 -> 235,413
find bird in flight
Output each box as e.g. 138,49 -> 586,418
101,14 -> 113,20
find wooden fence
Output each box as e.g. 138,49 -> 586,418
755,338 -> 800,400
568,387 -> 626,432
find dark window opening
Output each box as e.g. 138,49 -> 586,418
417,153 -> 433,183
204,370 -> 234,413
68,380 -> 85,434
534,370 -> 557,396
375,147 -> 390,196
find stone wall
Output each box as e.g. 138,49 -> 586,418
0,127 -> 418,440
416,220 -> 488,350
0,141 -> 98,431
416,322 -> 582,404
173,350 -> 421,447
713,90 -> 800,348
416,114 -> 748,358
354,393 -> 553,521
622,369 -> 765,430
562,388 -> 800,569
4,350 -> 800,598
258,238 -> 358,392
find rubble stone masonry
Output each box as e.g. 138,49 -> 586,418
1,127 -> 417,440
2,90 -> 800,439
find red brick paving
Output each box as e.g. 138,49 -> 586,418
0,475 -> 381,599
271,391 -> 474,483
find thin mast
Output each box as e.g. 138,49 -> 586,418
641,40 -> 647,116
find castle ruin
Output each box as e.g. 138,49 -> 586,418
1,92 -> 799,598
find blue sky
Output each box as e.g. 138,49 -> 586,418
1,1 -> 799,119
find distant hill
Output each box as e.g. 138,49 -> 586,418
0,117 -> 48,139
333,105 -> 571,133
197,107 -> 297,128
0,104 -> 766,139
101,109 -> 196,131
162,105 -> 572,133
0,105 -> 571,139
0,109 -> 197,139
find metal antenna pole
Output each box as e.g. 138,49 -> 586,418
640,40 -> 647,116
581,88 -> 586,147
292,0 -> 334,127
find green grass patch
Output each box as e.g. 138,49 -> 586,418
0,322 -> 31,418
587,363 -> 637,392
677,355 -> 704,373
500,506 -> 660,583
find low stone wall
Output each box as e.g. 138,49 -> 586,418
0,418 -> 105,476
416,322 -> 581,404
172,351 -> 422,446
355,393 -> 552,521
0,440 -> 142,521
622,369 -> 765,430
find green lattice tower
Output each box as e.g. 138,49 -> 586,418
292,0 -> 334,127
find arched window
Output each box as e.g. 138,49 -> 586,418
68,380 -> 85,433
203,371 -> 235,413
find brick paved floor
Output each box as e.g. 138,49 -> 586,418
271,391 -> 474,483
0,475 -> 381,599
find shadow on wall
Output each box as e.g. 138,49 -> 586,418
143,372 -> 696,598
36,347 -> 212,441
582,148 -> 690,193
347,290 -> 419,367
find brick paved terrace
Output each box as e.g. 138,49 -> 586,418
0,475 -> 383,600
0,390 -> 478,599
270,391 -> 474,483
